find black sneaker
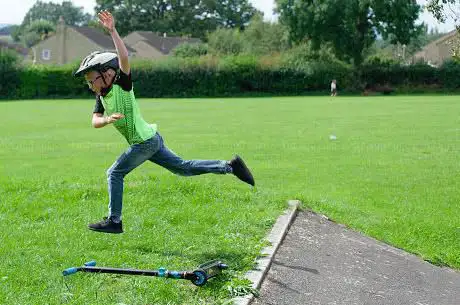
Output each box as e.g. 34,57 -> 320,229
88,217 -> 123,234
229,155 -> 255,186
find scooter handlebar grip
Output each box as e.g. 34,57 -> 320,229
62,267 -> 78,276
84,261 -> 96,267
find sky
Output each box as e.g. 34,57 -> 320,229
0,0 -> 457,32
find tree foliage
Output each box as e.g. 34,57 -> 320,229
275,0 -> 422,66
427,0 -> 460,22
20,20 -> 55,48
207,28 -> 244,55
22,0 -> 92,27
242,13 -> 290,55
172,43 -> 208,57
0,49 -> 21,98
95,0 -> 259,39
13,1 -> 91,46
207,14 -> 290,55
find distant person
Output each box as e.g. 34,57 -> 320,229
73,11 -> 255,234
331,79 -> 337,96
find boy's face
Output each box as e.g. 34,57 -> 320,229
85,71 -> 104,94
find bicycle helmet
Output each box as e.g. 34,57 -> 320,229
74,51 -> 119,77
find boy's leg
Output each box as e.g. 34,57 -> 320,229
106,144 -> 156,217
149,133 -> 255,186
149,133 -> 231,176
89,136 -> 160,233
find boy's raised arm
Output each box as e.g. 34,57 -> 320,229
98,10 -> 130,75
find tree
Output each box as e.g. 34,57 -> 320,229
427,0 -> 460,23
0,49 -> 21,98
9,25 -> 22,42
241,13 -> 290,55
94,0 -> 259,39
21,20 -> 55,48
22,1 -> 92,27
275,0 -> 422,66
207,28 -> 244,55
172,43 -> 208,57
95,0 -> 184,37
13,1 -> 92,45
203,0 -> 259,29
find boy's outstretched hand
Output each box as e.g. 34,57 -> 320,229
106,113 -> 124,124
98,10 -> 115,33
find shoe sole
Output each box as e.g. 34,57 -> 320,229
233,155 -> 255,186
88,227 -> 123,234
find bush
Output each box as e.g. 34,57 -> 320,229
437,60 -> 460,89
172,43 -> 208,58
0,49 -> 21,99
207,29 -> 244,55
278,43 -> 354,91
3,55 -> 460,100
361,61 -> 437,90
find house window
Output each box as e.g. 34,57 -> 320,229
42,49 -> 51,60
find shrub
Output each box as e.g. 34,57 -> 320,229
3,55 -> 460,100
0,49 -> 21,99
172,43 -> 208,58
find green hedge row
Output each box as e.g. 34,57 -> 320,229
2,54 -> 460,100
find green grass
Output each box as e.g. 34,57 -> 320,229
0,95 -> 459,304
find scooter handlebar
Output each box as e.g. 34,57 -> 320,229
63,261 -> 96,276
62,267 -> 78,276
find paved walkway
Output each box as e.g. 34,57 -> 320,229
253,210 -> 460,305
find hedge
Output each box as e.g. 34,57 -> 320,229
2,54 -> 460,100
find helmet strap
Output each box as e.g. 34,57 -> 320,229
99,69 -> 117,96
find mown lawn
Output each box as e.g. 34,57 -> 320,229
0,95 -> 458,304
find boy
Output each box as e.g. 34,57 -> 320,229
74,11 -> 255,234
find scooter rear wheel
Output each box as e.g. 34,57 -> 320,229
192,269 -> 207,286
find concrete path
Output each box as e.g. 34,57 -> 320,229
252,210 -> 460,305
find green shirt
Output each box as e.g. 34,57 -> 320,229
97,73 -> 156,145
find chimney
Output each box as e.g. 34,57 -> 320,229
57,16 -> 66,65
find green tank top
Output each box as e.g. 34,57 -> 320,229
100,84 -> 156,145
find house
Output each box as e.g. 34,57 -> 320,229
123,31 -> 201,59
413,30 -> 459,66
0,39 -> 29,57
32,17 -> 135,65
0,25 -> 13,41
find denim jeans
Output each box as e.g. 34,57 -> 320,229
107,132 -> 232,218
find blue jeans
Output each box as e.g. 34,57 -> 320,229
107,132 -> 232,218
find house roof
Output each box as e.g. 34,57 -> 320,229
0,40 -> 29,56
417,29 -> 458,52
413,30 -> 458,59
73,26 -> 136,53
0,26 -> 12,36
430,29 -> 458,46
131,31 -> 201,54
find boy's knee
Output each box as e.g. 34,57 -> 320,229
107,166 -> 123,179
106,168 -> 114,180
